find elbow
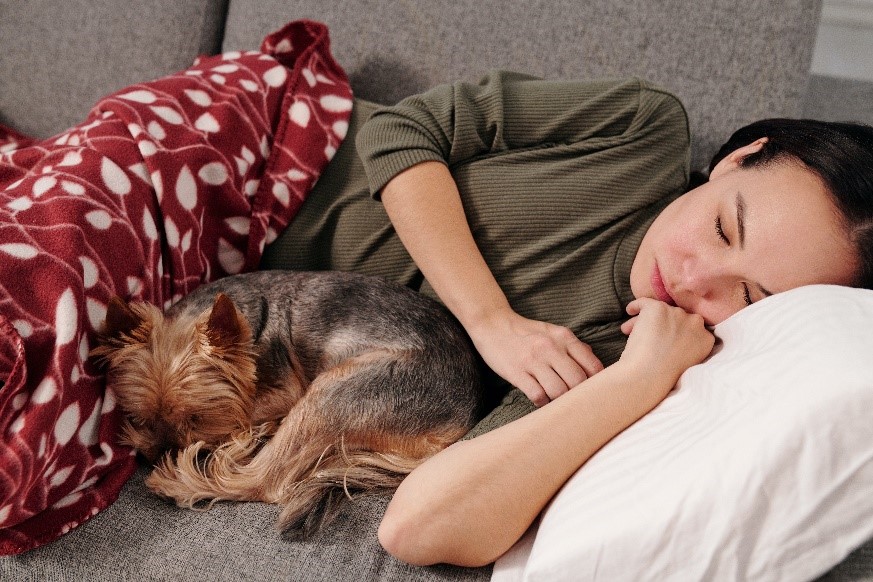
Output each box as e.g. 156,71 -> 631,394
377,507 -> 497,568
378,509 -> 440,567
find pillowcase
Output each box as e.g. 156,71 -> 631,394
492,284 -> 873,582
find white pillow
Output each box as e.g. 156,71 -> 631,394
492,284 -> 873,582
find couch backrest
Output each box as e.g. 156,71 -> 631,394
0,0 -> 822,171
0,0 -> 228,140
223,0 -> 822,170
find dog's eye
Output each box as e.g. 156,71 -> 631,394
128,416 -> 147,428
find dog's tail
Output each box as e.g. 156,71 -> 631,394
275,439 -> 423,536
144,421 -> 277,508
144,417 -> 451,537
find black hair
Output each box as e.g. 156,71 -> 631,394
710,118 -> 873,289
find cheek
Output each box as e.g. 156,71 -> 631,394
652,229 -> 693,268
650,199 -> 700,253
669,210 -> 716,262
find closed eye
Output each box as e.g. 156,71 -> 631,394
742,283 -> 753,306
716,216 -> 753,306
715,216 -> 730,245
128,416 -> 147,427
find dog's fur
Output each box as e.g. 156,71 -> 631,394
93,270 -> 484,535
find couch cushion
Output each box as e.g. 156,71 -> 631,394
222,0 -> 821,170
803,74 -> 873,126
0,465 -> 491,581
817,538 -> 873,581
0,0 -> 228,139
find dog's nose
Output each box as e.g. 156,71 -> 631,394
152,418 -> 181,450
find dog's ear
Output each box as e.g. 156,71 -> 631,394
104,296 -> 146,340
205,293 -> 249,347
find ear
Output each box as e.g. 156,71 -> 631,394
205,293 -> 250,347
103,296 -> 146,339
710,137 -> 769,179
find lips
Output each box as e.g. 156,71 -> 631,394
651,263 -> 677,306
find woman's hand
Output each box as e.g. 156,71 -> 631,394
380,162 -> 605,406
619,298 -> 715,403
466,307 -> 603,406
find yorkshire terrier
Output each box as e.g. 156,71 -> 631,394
93,270 -> 484,535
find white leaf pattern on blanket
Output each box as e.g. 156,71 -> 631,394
0,20 -> 352,555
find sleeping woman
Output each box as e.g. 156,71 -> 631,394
261,70 -> 873,566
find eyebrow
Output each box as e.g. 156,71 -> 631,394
736,191 -> 775,298
736,191 -> 746,249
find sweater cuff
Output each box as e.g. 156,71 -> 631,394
354,106 -> 452,198
363,148 -> 448,200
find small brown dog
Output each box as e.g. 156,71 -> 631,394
93,270 -> 483,535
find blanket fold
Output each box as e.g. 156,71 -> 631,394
0,20 -> 351,555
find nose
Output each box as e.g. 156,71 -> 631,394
678,251 -> 726,298
674,249 -> 742,325
154,417 -> 180,449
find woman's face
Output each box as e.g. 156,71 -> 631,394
630,139 -> 858,326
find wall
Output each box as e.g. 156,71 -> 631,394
811,0 -> 873,81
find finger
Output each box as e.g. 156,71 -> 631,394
551,355 -> 589,390
627,296 -> 665,315
531,365 -> 571,402
515,375 -> 550,408
620,316 -> 637,336
625,299 -> 643,317
565,341 -> 603,378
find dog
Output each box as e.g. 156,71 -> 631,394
93,270 -> 484,535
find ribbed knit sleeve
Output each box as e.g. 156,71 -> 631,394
354,70 -> 689,197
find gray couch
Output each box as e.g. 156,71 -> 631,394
1,0 -> 871,580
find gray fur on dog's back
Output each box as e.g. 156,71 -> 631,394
168,269 -> 485,429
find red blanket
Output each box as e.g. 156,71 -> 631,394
0,21 -> 352,554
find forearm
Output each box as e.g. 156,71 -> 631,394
378,361 -> 668,567
380,160 -> 511,329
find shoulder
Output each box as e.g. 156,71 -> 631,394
632,79 -> 690,142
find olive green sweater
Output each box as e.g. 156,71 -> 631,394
262,71 -> 690,430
